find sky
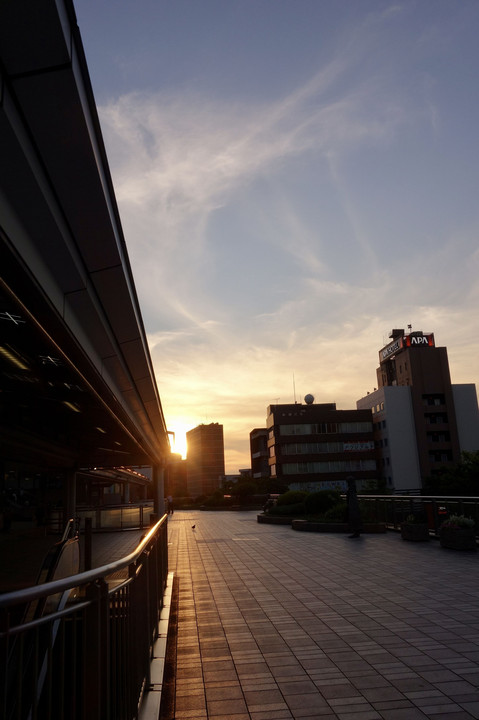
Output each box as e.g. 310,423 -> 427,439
73,0 -> 479,471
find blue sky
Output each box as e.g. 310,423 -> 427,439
74,0 -> 479,470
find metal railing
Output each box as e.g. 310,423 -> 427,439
357,494 -> 479,536
0,514 -> 168,720
48,503 -> 154,534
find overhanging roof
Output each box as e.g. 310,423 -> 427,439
0,0 -> 170,470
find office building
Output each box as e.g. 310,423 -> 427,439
357,328 -> 479,491
186,423 -> 225,498
260,397 -> 378,492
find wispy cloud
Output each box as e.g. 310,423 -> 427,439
94,4 -> 479,470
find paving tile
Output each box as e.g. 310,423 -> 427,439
361,685 -> 406,702
243,688 -> 285,705
335,711 -> 381,720
174,693 -> 206,712
418,704 -> 470,716
207,698 -> 249,716
277,679 -> 319,695
205,684 -> 244,701
250,711 -> 294,719
460,703 -> 479,719
367,710 -> 427,719
437,680 -> 479,697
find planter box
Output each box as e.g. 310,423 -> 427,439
439,527 -> 477,551
401,523 -> 430,542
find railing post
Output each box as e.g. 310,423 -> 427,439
84,517 -> 92,571
83,579 -> 110,720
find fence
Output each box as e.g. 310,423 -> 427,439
0,514 -> 168,720
357,494 -> 479,536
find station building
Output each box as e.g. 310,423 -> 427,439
0,0 -> 170,524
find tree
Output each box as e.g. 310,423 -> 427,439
423,451 -> 479,495
231,481 -> 257,500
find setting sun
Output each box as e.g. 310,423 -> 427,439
168,421 -> 191,459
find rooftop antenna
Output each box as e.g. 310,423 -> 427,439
293,372 -> 297,403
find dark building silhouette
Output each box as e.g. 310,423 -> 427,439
186,423 -> 225,498
166,453 -> 187,498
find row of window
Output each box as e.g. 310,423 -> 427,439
422,394 -> 445,406
278,441 -> 375,456
281,459 -> 377,475
278,421 -> 373,436
429,450 -> 453,463
427,431 -> 450,443
424,413 -> 448,424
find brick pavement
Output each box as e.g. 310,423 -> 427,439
163,510 -> 479,720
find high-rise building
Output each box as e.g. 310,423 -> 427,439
186,423 -> 225,498
356,328 -> 479,492
257,397 -> 379,492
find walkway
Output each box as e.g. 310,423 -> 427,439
162,510 -> 479,720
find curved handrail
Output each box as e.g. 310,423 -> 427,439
0,514 -> 167,609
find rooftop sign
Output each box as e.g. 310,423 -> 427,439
379,332 -> 435,363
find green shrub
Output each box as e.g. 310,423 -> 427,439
276,490 -> 308,507
269,502 -> 306,517
321,501 -> 347,522
304,490 -> 341,516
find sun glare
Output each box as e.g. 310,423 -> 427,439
169,422 -> 191,459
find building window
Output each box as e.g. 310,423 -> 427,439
425,413 -> 448,425
279,421 -> 372,436
427,432 -> 450,443
282,459 -> 377,475
423,394 -> 445,407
